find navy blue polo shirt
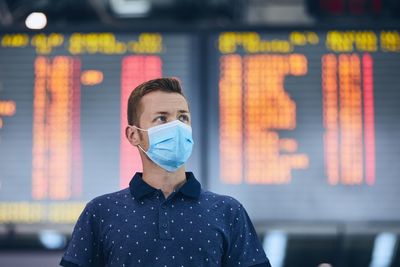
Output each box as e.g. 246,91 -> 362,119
60,172 -> 271,267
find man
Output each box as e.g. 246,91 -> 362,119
60,77 -> 271,267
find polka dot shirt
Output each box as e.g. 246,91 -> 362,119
60,172 -> 271,267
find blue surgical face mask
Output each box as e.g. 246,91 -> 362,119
130,120 -> 194,172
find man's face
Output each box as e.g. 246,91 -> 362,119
137,90 -> 191,150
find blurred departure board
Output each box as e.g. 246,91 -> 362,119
207,30 -> 400,221
1,30 -> 400,225
0,32 -> 201,223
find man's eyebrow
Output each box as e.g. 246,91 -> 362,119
152,110 -> 189,115
152,111 -> 170,115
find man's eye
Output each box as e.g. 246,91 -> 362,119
179,114 -> 189,122
155,116 -> 167,123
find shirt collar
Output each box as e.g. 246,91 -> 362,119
129,172 -> 201,200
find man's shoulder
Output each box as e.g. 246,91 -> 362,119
85,188 -> 132,210
199,190 -> 243,210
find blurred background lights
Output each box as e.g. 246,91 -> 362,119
38,230 -> 66,250
263,230 -> 287,267
109,0 -> 151,17
370,232 -> 397,267
25,12 -> 47,30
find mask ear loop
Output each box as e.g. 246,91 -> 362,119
129,125 -> 148,153
130,125 -> 148,132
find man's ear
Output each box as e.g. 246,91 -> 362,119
125,126 -> 140,146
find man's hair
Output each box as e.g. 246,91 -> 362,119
127,77 -> 185,126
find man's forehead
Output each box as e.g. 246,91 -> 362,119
141,91 -> 189,113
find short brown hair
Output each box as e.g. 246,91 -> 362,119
127,77 -> 185,126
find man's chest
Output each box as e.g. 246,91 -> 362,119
98,203 -> 228,266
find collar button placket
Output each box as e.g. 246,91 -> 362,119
158,199 -> 171,240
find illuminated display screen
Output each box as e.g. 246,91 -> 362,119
307,0 -> 386,16
207,30 -> 400,221
1,30 -> 400,225
0,32 -> 201,223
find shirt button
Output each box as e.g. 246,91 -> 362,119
161,204 -> 167,209
162,223 -> 168,228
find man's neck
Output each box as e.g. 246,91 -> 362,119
142,166 -> 187,198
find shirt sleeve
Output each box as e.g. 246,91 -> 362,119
60,202 -> 105,267
223,203 -> 271,267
